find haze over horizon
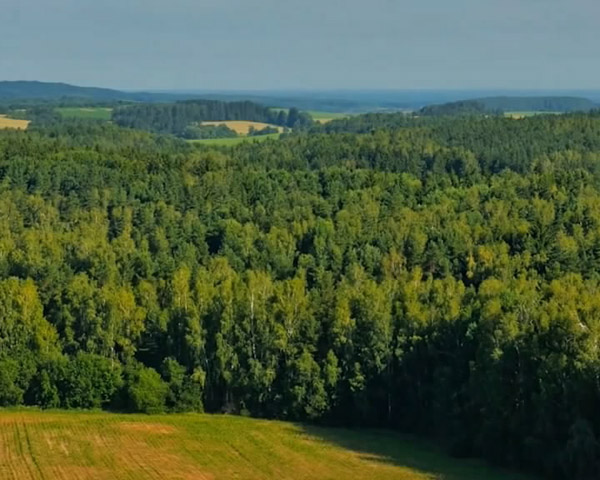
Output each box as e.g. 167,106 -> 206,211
2,0 -> 599,91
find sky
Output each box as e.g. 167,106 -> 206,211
1,0 -> 599,91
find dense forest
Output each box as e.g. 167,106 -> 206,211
1,111 -> 600,478
112,101 -> 312,136
419,99 -> 494,116
419,96 -> 597,117
477,96 -> 597,112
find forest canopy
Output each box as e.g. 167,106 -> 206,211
0,110 -> 600,478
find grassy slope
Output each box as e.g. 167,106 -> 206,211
188,133 -> 281,146
56,107 -> 113,120
0,410 -> 534,480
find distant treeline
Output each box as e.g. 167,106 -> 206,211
112,100 -> 312,136
419,100 -> 497,117
419,96 -> 598,117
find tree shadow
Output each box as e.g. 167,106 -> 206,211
299,425 -> 535,480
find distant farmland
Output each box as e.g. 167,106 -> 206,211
0,115 -> 30,130
57,107 -> 113,120
202,120 -> 284,135
306,110 -> 351,123
271,108 -> 350,123
0,410 -> 533,480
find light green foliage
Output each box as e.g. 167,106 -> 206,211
125,364 -> 169,414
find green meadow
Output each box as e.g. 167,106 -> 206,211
0,410 -> 534,480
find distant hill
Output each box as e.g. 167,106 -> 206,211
0,83 -> 407,111
2,82 -> 599,114
0,81 -> 126,101
478,96 -> 597,112
420,96 -> 598,116
0,81 -> 189,103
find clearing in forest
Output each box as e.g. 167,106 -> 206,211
0,410 -> 535,480
306,110 -> 351,123
0,115 -> 30,130
201,121 -> 284,135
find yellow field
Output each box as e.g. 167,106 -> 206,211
0,115 -> 30,130
202,121 -> 284,135
0,410 -> 532,480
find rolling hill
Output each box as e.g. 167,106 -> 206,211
0,81 -> 189,103
478,96 -> 597,112
4,82 -> 599,114
419,96 -> 598,116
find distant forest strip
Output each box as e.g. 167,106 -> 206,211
0,111 -> 600,478
111,100 -> 312,136
419,96 -> 598,117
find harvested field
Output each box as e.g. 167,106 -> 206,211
0,410 -> 534,480
201,121 -> 284,135
0,115 -> 30,130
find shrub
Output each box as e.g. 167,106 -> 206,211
124,363 -> 168,414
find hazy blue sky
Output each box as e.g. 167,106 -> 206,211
1,0 -> 598,90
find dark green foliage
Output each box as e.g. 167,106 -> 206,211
0,358 -> 27,406
248,125 -> 280,136
60,353 -> 122,409
419,100 -> 491,116
161,358 -> 204,412
285,107 -> 312,128
182,124 -> 238,140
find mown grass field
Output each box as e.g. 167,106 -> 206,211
306,110 -> 350,123
201,121 -> 284,135
189,133 -> 281,146
0,410 -> 533,480
0,115 -> 30,130
56,107 -> 113,120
